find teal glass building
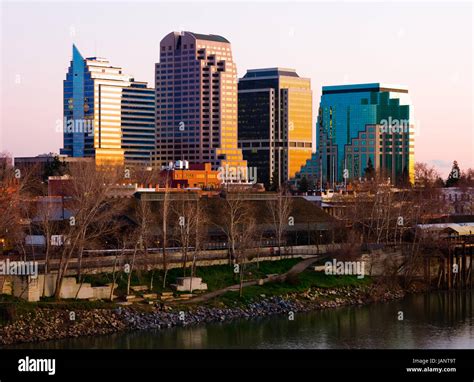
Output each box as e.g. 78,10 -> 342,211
298,83 -> 415,187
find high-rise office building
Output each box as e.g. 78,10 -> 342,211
121,82 -> 156,166
297,83 -> 415,187
154,31 -> 246,173
61,45 -> 155,166
238,68 -> 312,187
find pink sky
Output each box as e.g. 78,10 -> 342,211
1,1 -> 472,177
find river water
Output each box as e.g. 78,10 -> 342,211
11,291 -> 474,349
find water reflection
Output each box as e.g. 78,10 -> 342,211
9,291 -> 474,349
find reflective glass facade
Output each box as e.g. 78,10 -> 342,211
238,88 -> 274,186
121,82 -> 156,165
61,45 -> 155,167
297,83 -> 415,186
238,68 -> 312,187
62,45 -> 92,158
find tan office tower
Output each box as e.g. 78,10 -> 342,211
155,32 -> 246,173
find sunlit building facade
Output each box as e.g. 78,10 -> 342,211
297,83 -> 415,187
238,68 -> 312,187
160,163 -> 221,189
61,45 -> 155,167
121,82 -> 156,166
154,32 -> 246,172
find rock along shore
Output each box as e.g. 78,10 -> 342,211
0,284 -> 412,346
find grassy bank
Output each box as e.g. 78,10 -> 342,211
82,258 -> 306,296
0,294 -> 116,325
0,258 -> 372,325
0,258 -> 384,345
81,257 -> 371,298
205,270 -> 371,307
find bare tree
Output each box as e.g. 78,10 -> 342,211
129,165 -> 161,188
126,198 -> 153,296
190,198 -> 207,291
459,168 -> 474,187
235,217 -> 257,297
398,184 -> 446,286
340,178 -> 407,244
37,198 -> 61,297
161,183 -> 171,288
53,162 -> 125,299
0,153 -> 38,259
172,195 -> 205,278
218,192 -> 253,264
109,249 -> 121,301
339,169 -> 448,288
415,162 -> 442,188
267,188 -> 292,257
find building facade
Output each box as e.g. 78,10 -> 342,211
154,31 -> 246,174
159,163 -> 221,189
440,188 -> 473,216
61,45 -> 155,167
238,68 -> 313,187
121,82 -> 156,166
297,83 -> 415,188
14,154 -> 93,179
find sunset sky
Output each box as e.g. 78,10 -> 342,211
1,1 -> 472,177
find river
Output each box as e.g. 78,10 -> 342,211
10,291 -> 474,349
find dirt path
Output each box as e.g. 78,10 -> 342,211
179,256 -> 324,305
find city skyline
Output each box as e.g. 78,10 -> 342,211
1,1 -> 474,367
1,1 -> 472,177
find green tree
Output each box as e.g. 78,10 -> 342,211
398,165 -> 410,187
298,176 -> 309,193
43,156 -> 67,181
435,177 -> 445,187
364,157 -> 375,180
268,167 -> 280,191
445,160 -> 461,187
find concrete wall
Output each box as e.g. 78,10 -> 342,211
12,276 -> 40,302
8,274 -> 116,302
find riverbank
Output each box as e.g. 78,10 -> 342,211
0,280 -> 421,346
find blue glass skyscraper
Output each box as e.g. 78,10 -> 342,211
62,45 -> 90,157
61,45 -> 155,166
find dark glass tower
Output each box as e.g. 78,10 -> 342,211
121,82 -> 156,166
238,68 -> 312,188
